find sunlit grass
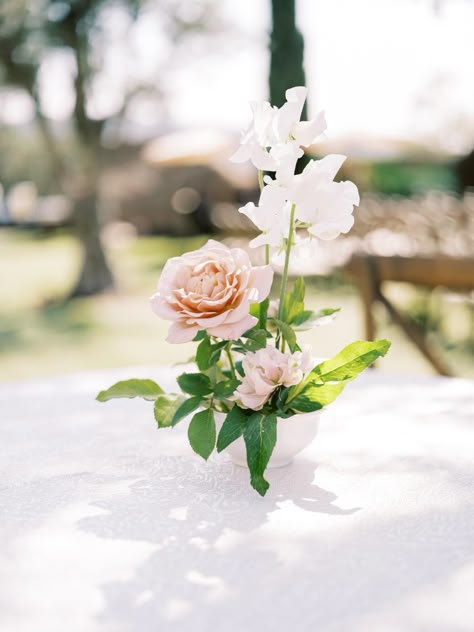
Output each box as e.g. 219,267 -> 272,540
0,229 -> 472,381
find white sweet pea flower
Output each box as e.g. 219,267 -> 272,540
288,154 -> 360,241
239,184 -> 290,249
269,141 -> 303,185
273,86 -> 327,147
230,101 -> 278,171
230,86 -> 326,173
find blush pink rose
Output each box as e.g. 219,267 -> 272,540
151,240 -> 273,343
233,346 -> 312,410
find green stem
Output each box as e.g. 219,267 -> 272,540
257,170 -> 270,329
277,203 -> 297,352
225,343 -> 237,380
278,203 -> 296,322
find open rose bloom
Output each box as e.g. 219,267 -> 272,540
98,87 -> 390,496
151,240 -> 273,343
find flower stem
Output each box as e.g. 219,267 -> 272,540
278,203 -> 296,323
257,170 -> 270,327
276,203 -> 296,353
225,343 -> 237,380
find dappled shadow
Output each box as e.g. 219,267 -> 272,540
70,451 -> 474,632
73,454 -> 359,629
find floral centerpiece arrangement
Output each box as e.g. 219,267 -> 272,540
97,87 -> 390,496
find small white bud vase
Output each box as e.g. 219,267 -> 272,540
215,410 -> 322,469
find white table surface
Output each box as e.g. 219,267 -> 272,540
1,366 -> 473,632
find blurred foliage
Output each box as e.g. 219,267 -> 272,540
1,230 -> 473,381
0,0 -> 226,296
370,161 -> 457,195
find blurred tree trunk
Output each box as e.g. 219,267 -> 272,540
269,0 -> 307,118
66,13 -> 114,298
71,185 -> 113,297
34,90 -> 113,298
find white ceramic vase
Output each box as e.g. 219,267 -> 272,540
215,409 -> 321,468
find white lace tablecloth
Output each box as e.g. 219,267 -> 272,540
1,367 -> 473,632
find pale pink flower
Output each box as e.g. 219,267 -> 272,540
151,240 -> 273,343
233,346 -> 312,410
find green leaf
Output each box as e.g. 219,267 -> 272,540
285,277 -> 305,324
209,341 -> 228,363
291,309 -> 315,327
216,405 -> 248,452
193,330 -> 207,341
171,396 -> 203,426
242,328 -> 268,351
196,336 -> 212,370
97,379 -> 163,402
188,408 -> 216,460
244,412 -> 277,496
196,337 -> 227,370
271,319 -> 299,352
214,379 -> 240,399
258,297 -> 269,330
177,372 -> 213,396
288,381 -> 347,413
292,307 -> 341,330
249,303 -> 260,318
154,394 -> 185,428
314,307 -> 341,320
311,339 -> 391,383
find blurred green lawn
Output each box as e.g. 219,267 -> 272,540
1,229 -> 472,381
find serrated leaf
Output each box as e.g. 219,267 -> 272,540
196,336 -> 212,370
216,405 -> 248,452
242,328 -> 268,351
196,338 -> 227,370
244,412 -> 277,496
154,394 -> 185,428
214,379 -> 240,399
193,330 -> 207,341
188,408 -> 216,460
288,381 -> 347,413
311,339 -> 391,383
177,372 -> 213,396
209,341 -> 228,362
171,396 -> 203,426
97,379 -> 163,402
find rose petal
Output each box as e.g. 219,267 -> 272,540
207,314 -> 257,340
166,321 -> 199,344
251,265 -> 273,302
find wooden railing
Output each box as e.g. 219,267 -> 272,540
345,255 -> 474,376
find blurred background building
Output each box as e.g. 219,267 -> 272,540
1,0 -> 473,380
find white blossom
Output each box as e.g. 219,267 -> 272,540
230,86 -> 326,172
288,154 -> 360,240
239,183 -> 290,248
273,86 -> 326,147
230,101 -> 278,171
